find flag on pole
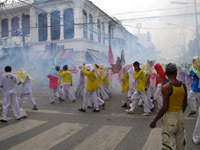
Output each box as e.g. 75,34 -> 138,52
108,43 -> 114,64
121,49 -> 125,66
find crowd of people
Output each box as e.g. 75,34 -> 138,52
0,56 -> 199,149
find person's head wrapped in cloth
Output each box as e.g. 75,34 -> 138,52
191,56 -> 200,88
48,66 -> 59,79
154,63 -> 166,86
16,68 -> 34,83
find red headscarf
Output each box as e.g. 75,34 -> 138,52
154,63 -> 165,87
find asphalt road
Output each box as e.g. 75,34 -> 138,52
0,92 -> 199,150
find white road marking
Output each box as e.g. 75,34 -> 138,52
9,123 -> 87,150
73,125 -> 132,150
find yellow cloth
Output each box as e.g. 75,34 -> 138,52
102,67 -> 109,86
58,71 -> 61,85
96,69 -> 103,88
16,68 -> 34,83
134,70 -> 147,91
168,84 -> 185,112
122,73 -> 129,92
82,66 -> 97,91
60,70 -> 72,84
103,75 -> 109,86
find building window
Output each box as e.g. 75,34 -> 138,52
1,18 -> 9,37
12,17 -> 19,36
22,14 -> 30,35
51,11 -> 60,40
89,14 -> 93,40
102,22 -> 105,44
97,19 -> 101,43
83,10 -> 88,38
38,13 -> 47,41
64,8 -> 74,39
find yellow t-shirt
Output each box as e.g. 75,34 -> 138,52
58,71 -> 61,85
122,73 -> 129,92
134,70 -> 147,91
60,70 -> 72,84
82,66 -> 97,91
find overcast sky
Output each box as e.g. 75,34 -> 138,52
90,0 -> 199,61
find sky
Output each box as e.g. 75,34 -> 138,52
90,0 -> 199,62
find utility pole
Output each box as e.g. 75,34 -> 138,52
194,0 -> 199,56
22,13 -> 27,67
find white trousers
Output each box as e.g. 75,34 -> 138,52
19,93 -> 36,107
128,83 -> 136,98
76,79 -> 85,96
193,107 -> 200,144
103,84 -> 111,96
2,93 -> 21,120
147,86 -> 156,109
97,86 -> 109,100
56,86 -> 64,99
122,92 -> 128,104
188,90 -> 200,111
131,91 -> 151,113
83,90 -> 99,110
63,84 -> 76,101
49,88 -> 58,102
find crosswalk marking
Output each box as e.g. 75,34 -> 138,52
0,120 -> 46,141
25,109 -> 197,120
9,123 -> 87,150
73,125 -> 132,150
142,128 -> 162,150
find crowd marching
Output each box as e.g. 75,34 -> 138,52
0,56 -> 200,149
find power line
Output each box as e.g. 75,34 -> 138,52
110,6 -> 200,16
119,12 -> 200,23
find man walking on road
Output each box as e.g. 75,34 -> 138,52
150,63 -> 187,150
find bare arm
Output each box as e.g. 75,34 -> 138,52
149,83 -> 171,128
182,83 -> 187,112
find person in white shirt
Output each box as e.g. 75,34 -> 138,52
0,66 -> 21,122
16,68 -> 38,110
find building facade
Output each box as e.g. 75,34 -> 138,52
0,0 -> 157,69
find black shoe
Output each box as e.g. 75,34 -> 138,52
186,111 -> 196,116
78,108 -> 86,112
0,119 -> 7,123
93,109 -> 100,112
50,102 -> 55,104
59,97 -> 65,102
72,99 -> 76,103
121,103 -> 128,108
16,118 -> 21,121
150,107 -> 155,112
102,103 -> 105,110
32,107 -> 38,110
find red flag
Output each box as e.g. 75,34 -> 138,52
108,43 -> 114,64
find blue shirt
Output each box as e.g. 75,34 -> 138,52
190,70 -> 200,92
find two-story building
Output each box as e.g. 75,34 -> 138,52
0,0 -> 158,70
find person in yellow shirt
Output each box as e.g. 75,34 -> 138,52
121,72 -> 129,108
129,61 -> 151,116
102,67 -> 112,97
79,64 -> 99,112
60,65 -> 76,102
95,65 -> 109,101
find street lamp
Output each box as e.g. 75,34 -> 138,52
167,23 -> 188,61
171,0 -> 199,56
